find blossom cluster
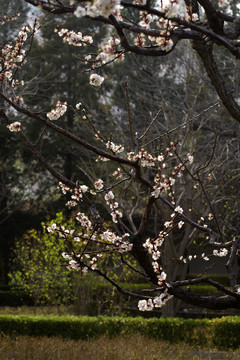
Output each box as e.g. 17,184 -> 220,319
74,0 -> 121,18
128,149 -> 155,167
47,101 -> 67,120
143,237 -> 167,284
58,179 -> 131,253
158,0 -> 199,21
138,290 -> 173,311
58,182 -> 88,208
218,0 -> 229,7
0,23 -> 33,82
106,141 -> 124,154
135,12 -> 175,52
213,248 -> 228,257
57,226 -> 132,273
76,212 -> 92,229
143,237 -> 162,261
94,37 -> 124,67
46,213 -> 132,273
131,0 -> 201,53
95,156 -> 109,162
55,28 -> 93,47
179,252 -> 210,263
151,151 -> 194,198
113,168 -> 122,179
62,251 -> 88,273
1,13 -> 20,25
103,189 -> 123,224
100,230 -> 133,252
139,11 -> 152,30
11,79 -> 25,90
70,0 -> 227,72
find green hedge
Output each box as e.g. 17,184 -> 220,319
0,281 -> 224,308
182,284 -> 228,296
0,315 -> 240,350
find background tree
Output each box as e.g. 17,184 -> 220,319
9,213 -> 73,308
0,0 -> 35,283
0,2 -> 109,282
9,212 -> 142,315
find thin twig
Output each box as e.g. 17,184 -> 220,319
124,82 -> 136,148
139,108 -> 161,140
120,253 -> 149,278
195,131 -> 219,174
143,101 -> 220,147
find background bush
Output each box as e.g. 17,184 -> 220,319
0,315 -> 240,350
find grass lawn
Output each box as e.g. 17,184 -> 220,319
0,334 -> 239,360
0,305 -> 74,316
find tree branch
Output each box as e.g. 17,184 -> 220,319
226,236 -> 240,289
0,93 -> 136,167
192,41 -> 240,123
197,0 -> 224,35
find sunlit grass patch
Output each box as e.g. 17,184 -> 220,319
0,334 -> 239,360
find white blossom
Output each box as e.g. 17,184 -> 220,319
89,73 -> 104,86
94,179 -> 104,190
158,271 -> 167,282
187,153 -> 194,164
138,299 -> 154,311
178,221 -> 184,229
68,259 -> 80,270
174,206 -> 183,214
213,248 -> 228,257
164,221 -> 172,228
218,0 -> 229,7
7,122 -> 21,132
152,251 -> 161,260
80,185 -> 88,193
158,154 -> 164,162
151,188 -> 161,198
153,290 -> 172,308
104,191 -> 114,202
169,177 -> 175,186
74,6 -> 86,17
62,252 -> 72,260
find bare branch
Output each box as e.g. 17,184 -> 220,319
171,276 -> 240,299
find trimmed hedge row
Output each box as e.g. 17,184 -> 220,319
0,315 -> 240,350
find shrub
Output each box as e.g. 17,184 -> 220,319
0,315 -> 240,350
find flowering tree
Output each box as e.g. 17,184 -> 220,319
1,0 -> 240,315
